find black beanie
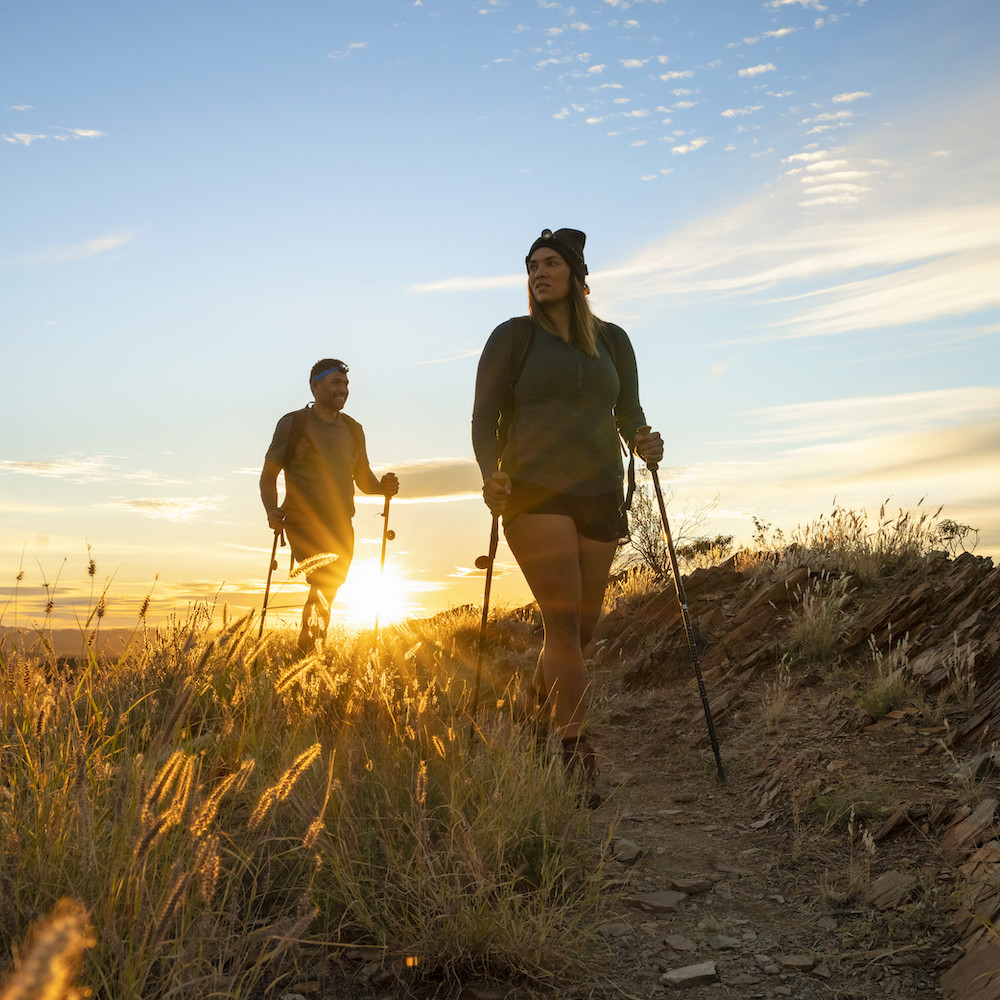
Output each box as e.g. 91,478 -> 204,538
525,228 -> 588,284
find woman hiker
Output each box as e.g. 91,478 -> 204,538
472,227 -> 663,805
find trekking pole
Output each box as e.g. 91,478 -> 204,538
468,473 -> 509,740
258,528 -> 285,639
373,495 -> 396,634
639,434 -> 726,784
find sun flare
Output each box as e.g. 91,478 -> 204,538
334,559 -> 417,628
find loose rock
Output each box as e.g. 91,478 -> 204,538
659,960 -> 718,988
626,889 -> 687,913
598,921 -> 633,938
613,838 -> 643,864
779,953 -> 817,971
664,933 -> 698,952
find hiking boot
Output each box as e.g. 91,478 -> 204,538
562,734 -> 603,809
297,620 -> 327,656
532,687 -> 554,758
514,674 -> 552,758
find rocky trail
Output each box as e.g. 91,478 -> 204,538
447,550 -> 1000,1000
565,549 -> 1000,1000
311,549 -> 1000,1000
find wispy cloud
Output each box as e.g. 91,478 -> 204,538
3,126 -> 105,146
417,348 -> 482,365
595,195 -> 1000,336
0,455 -> 184,485
410,273 -> 521,293
449,559 -> 517,579
3,132 -> 47,146
0,457 -> 114,479
746,388 -> 1000,445
673,137 -> 709,154
329,41 -> 368,60
766,245 -> 1000,337
738,63 -> 776,78
590,77 -> 1000,337
421,187 -> 1000,345
766,0 -> 826,9
11,233 -> 135,266
102,497 -> 225,521
672,392 -> 1000,558
360,458 -> 481,501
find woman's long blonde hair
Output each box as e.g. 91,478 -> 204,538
528,275 -> 599,356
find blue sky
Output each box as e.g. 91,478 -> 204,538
3,0 -> 998,629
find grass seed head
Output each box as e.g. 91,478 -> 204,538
0,898 -> 95,1000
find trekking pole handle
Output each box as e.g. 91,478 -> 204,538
482,470 -> 511,515
636,425 -> 659,472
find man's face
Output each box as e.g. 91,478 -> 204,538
312,370 -> 349,411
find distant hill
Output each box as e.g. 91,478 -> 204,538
0,625 -> 136,658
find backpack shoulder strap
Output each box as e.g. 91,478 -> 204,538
598,326 -> 615,367
283,406 -> 312,468
508,316 -> 535,384
340,413 -> 365,453
497,318 -> 535,456
284,407 -> 365,468
597,322 -> 638,513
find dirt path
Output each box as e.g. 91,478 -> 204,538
561,661 -> 956,1000
371,553 -> 1000,999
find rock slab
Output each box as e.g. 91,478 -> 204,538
660,960 -> 718,988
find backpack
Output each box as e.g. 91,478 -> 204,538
283,406 -> 364,469
498,318 -> 637,512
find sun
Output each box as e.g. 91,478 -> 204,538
334,559 -> 418,628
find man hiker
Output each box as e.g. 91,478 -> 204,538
260,358 -> 399,652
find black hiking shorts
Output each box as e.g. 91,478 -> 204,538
502,480 -> 627,543
285,516 -> 354,593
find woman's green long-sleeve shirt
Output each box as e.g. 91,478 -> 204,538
472,317 -> 649,496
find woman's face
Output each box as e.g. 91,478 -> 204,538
528,247 -> 572,306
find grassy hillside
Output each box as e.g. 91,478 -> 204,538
2,502 -> 997,999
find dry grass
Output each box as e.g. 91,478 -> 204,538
784,573 -> 854,665
789,500 -> 943,584
819,808 -> 879,904
0,899 -> 94,1000
735,501 -> 946,589
0,598 -> 611,999
762,655 -> 793,733
858,631 -> 912,719
604,565 -> 660,612
3,500 -> 980,997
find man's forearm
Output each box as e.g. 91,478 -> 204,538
260,464 -> 281,514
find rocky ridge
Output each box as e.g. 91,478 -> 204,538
577,549 -> 1000,1000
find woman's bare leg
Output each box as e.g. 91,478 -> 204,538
505,515 -> 616,740
578,534 -> 619,649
